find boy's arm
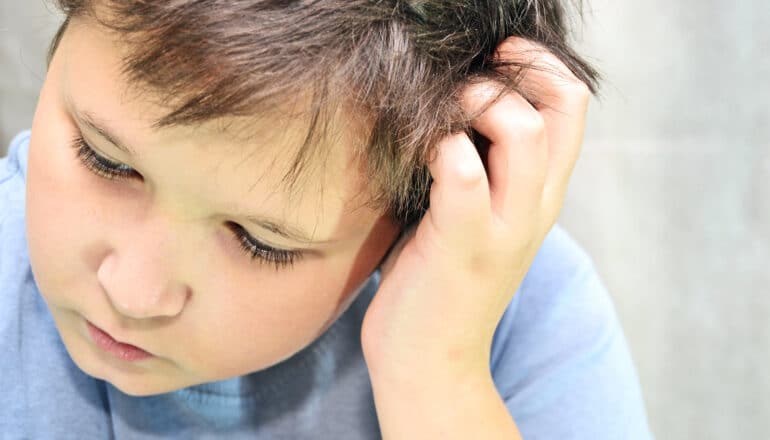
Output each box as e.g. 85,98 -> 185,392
365,225 -> 653,440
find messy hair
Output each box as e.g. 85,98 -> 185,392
47,0 -> 599,229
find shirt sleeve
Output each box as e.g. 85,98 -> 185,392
1,130 -> 31,183
490,225 -> 654,439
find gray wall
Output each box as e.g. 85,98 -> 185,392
2,1 -> 768,438
565,1 -> 769,438
0,1 -> 57,147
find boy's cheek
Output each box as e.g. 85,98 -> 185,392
26,134 -> 100,309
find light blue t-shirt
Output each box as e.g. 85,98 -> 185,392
0,130 -> 653,439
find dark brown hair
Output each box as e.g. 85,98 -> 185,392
47,0 -> 599,229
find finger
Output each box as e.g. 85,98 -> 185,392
494,36 -> 591,208
423,132 -> 491,255
461,83 -> 548,222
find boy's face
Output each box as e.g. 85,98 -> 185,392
25,18 -> 400,396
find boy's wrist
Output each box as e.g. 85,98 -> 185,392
367,361 -> 521,440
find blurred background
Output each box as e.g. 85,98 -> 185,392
1,1 -> 767,438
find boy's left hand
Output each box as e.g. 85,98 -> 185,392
360,37 -> 592,379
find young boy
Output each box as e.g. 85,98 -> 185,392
0,0 -> 653,438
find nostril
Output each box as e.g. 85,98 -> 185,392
155,284 -> 192,318
175,284 -> 193,310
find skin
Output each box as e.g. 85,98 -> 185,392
25,17 -> 400,396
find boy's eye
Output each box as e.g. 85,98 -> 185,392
226,222 -> 303,270
68,134 -> 303,270
70,134 -> 141,180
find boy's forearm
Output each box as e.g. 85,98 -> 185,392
368,364 -> 522,440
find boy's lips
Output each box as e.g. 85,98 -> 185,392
85,320 -> 154,362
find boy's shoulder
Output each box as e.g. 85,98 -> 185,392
1,129 -> 31,266
1,130 -> 31,183
490,224 -> 653,439
1,129 -> 31,268
1,129 -> 34,342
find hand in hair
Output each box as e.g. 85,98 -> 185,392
360,36 -> 591,438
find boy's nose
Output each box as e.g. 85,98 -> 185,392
96,252 -> 191,320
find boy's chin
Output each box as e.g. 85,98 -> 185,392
108,379 -> 188,397
63,345 -> 191,397
84,365 -> 194,397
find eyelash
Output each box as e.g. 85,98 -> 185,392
68,134 -> 303,270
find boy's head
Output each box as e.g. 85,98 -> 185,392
26,0 -> 598,396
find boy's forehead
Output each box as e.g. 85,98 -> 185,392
64,17 -> 366,182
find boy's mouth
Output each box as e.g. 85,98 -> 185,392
86,320 -> 154,362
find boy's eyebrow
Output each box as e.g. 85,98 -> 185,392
244,215 -> 332,245
64,94 -> 137,156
